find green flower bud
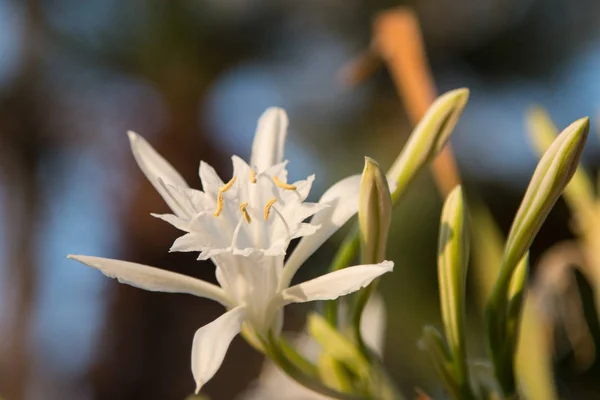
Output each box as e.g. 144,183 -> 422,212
387,88 -> 469,200
437,186 -> 470,391
359,157 -> 393,264
503,117 -> 589,287
527,107 -> 594,218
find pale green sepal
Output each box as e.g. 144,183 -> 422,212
437,185 -> 471,394
387,88 -> 469,201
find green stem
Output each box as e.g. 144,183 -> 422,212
352,280 -> 377,361
324,229 -> 360,326
262,334 -> 368,400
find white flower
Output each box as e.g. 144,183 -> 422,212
240,294 -> 387,400
68,108 -> 393,393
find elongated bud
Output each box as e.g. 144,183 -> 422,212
359,157 -> 393,264
502,117 -> 589,284
527,108 -> 594,218
437,186 -> 470,390
387,88 -> 469,199
487,117 -> 589,396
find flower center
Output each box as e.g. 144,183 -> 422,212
212,170 -> 298,226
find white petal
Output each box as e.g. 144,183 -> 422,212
192,306 -> 246,393
360,293 -> 387,357
127,131 -> 190,217
199,161 -> 224,195
281,174 -> 361,288
250,108 -> 288,172
68,255 -> 230,306
151,213 -> 190,231
170,232 -> 205,252
281,261 -> 394,304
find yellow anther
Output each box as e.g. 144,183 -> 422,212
273,176 -> 296,191
221,176 -> 236,192
249,169 -> 257,183
264,198 -> 277,220
213,176 -> 236,217
213,192 -> 224,216
239,202 -> 251,223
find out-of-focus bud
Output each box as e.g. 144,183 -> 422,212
437,186 -> 470,393
359,157 -> 393,264
307,313 -> 369,379
387,88 -> 469,201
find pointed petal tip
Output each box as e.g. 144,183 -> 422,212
263,106 -> 287,116
194,382 -> 203,395
127,130 -> 139,142
438,87 -> 469,109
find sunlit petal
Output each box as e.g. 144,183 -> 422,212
128,131 -> 190,217
281,261 -> 394,304
68,255 -> 230,306
199,161 -> 224,195
281,174 -> 361,287
192,306 -> 246,393
361,293 -> 387,357
250,107 -> 288,172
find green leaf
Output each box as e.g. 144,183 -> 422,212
437,185 -> 472,396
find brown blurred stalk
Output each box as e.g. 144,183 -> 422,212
343,8 -> 461,197
0,0 -> 44,398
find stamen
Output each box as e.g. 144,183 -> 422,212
212,176 -> 237,216
239,202 -> 251,223
264,198 -> 277,220
213,192 -> 224,216
221,176 -> 236,192
273,176 -> 296,190
249,169 -> 257,183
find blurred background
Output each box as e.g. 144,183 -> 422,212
1,0 -> 600,399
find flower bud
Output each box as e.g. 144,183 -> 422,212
359,158 -> 393,264
387,88 -> 469,199
437,185 -> 470,387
